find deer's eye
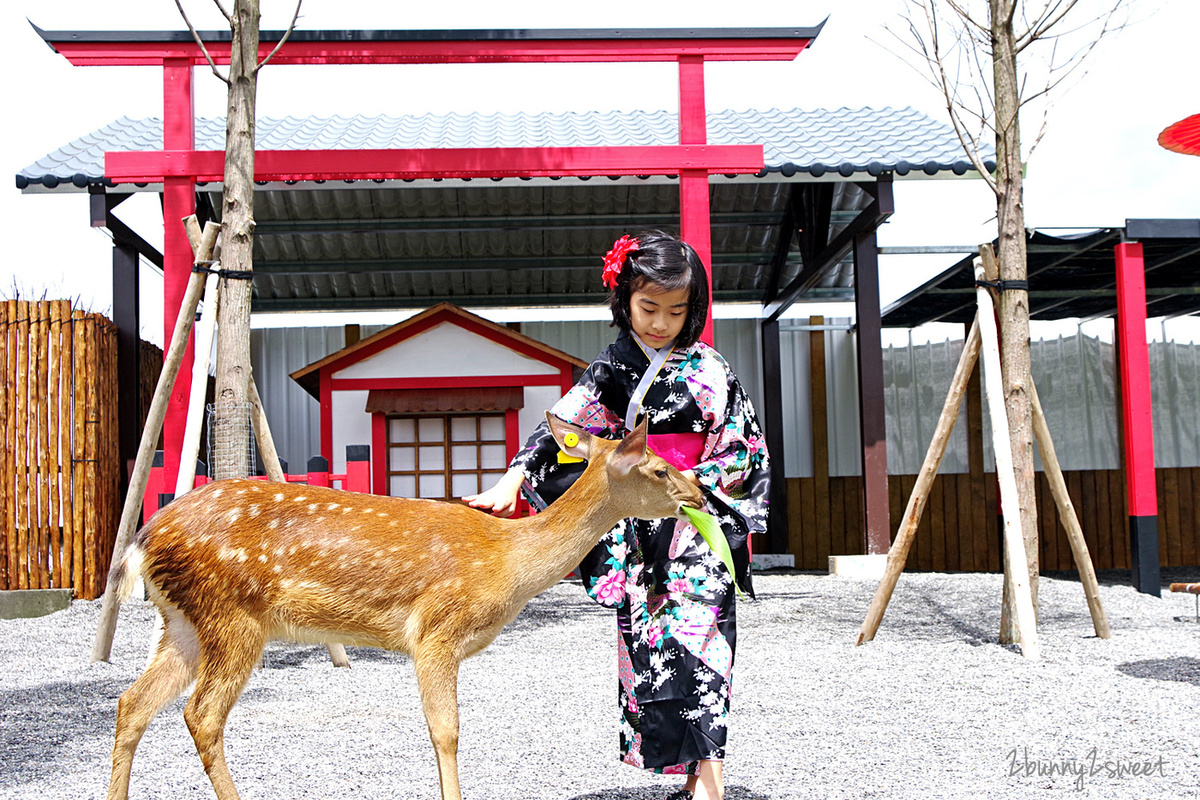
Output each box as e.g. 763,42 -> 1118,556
655,469 -> 668,478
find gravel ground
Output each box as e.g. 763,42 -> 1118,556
2,568 -> 1199,800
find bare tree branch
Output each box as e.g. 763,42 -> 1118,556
894,0 -> 1001,195
211,0 -> 234,23
176,0 -> 231,84
1017,0 -> 1082,50
944,0 -> 990,33
255,0 -> 304,73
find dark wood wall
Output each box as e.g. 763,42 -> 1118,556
765,467 -> 1200,572
752,320 -> 1200,572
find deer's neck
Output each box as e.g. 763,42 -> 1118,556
507,466 -> 625,599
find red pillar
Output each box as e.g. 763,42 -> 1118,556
1114,241 -> 1160,595
677,55 -> 714,345
161,58 -> 196,490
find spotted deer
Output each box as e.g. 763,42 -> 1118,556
105,415 -> 702,800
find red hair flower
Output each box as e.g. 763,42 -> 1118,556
601,235 -> 639,290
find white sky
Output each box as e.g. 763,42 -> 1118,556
4,0 -> 1199,346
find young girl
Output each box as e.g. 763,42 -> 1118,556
465,231 -> 770,800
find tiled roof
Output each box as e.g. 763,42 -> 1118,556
16,106 -> 993,190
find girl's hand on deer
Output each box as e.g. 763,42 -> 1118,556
463,468 -> 525,517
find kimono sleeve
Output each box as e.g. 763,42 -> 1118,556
692,358 -> 771,536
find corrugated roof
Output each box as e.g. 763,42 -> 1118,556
15,107 -> 992,312
881,223 -> 1200,326
16,107 -> 993,190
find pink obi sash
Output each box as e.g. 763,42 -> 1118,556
646,433 -> 706,472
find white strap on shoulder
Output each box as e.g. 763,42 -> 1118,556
625,335 -> 675,432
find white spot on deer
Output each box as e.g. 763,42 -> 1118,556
249,505 -> 261,517
307,504 -> 318,513
272,565 -> 282,574
327,503 -> 340,511
257,554 -> 268,564
274,492 -> 284,501
268,519 -> 279,530
377,512 -> 389,518
236,489 -> 246,496
341,507 -> 353,515
284,519 -> 295,529
212,488 -> 224,498
228,511 -> 241,524
293,495 -> 307,503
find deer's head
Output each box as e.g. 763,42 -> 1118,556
546,413 -> 704,521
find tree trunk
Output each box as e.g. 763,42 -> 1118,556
991,0 -> 1039,643
213,0 -> 260,480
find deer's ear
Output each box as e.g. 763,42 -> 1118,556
609,417 -> 648,476
546,413 -> 592,460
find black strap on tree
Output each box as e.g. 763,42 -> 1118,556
974,278 -> 1029,293
192,262 -> 254,281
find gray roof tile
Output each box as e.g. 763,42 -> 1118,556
16,107 -> 993,190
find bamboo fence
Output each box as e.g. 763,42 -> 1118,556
0,299 -> 129,599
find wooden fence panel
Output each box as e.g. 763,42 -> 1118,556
0,300 -> 127,599
784,467 -> 1198,572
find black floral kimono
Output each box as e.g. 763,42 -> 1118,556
510,332 -> 770,774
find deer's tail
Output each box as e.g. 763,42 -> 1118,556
112,542 -> 147,604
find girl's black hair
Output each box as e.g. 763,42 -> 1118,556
607,230 -> 710,348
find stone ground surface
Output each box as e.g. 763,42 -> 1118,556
1,568 -> 1198,799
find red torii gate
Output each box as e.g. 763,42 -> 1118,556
37,24 -> 822,490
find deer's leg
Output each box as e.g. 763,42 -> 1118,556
183,619 -> 266,800
414,649 -> 463,800
327,642 -> 350,668
107,615 -> 199,800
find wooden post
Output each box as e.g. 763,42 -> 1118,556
1029,381 -> 1111,638
857,317 -> 981,645
83,316 -> 100,598
33,299 -> 48,587
0,302 -> 8,589
248,377 -> 285,482
60,301 -> 74,591
91,220 -> 219,663
72,309 -> 86,597
975,258 -> 1040,660
16,301 -> 29,590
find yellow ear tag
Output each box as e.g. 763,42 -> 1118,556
558,431 -> 584,463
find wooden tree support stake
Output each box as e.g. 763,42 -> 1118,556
1029,381 -> 1112,639
857,317 -> 982,645
91,217 -> 219,663
975,257 -> 1040,660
